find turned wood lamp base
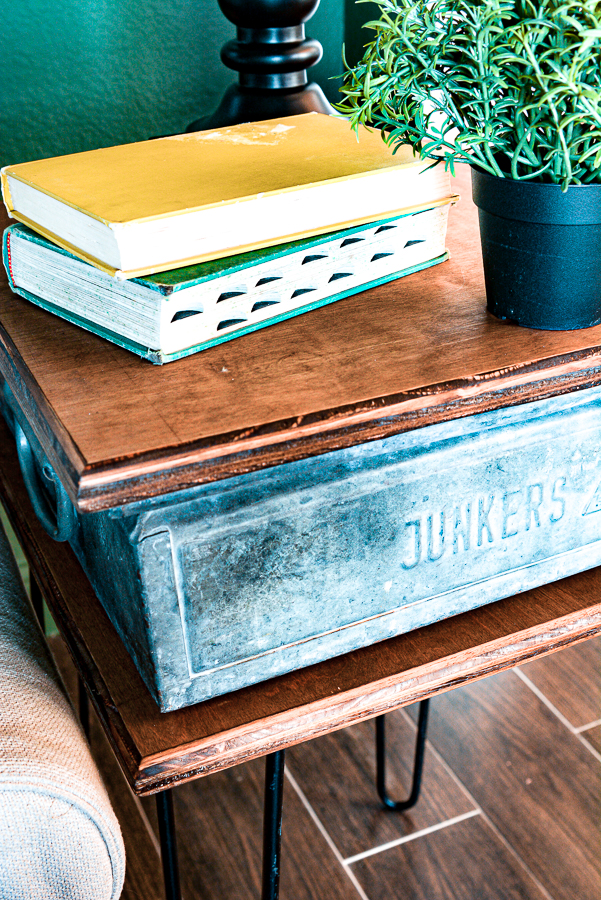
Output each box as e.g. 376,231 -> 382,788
187,0 -> 334,131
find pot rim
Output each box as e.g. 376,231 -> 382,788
471,166 -> 601,226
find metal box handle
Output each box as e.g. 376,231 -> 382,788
15,421 -> 76,542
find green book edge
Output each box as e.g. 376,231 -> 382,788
2,249 -> 449,364
4,206 -> 441,295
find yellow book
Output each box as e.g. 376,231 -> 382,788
1,113 -> 454,280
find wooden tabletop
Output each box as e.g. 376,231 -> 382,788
1,412 -> 600,796
3,165 -> 601,511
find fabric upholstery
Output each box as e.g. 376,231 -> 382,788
0,521 -> 125,899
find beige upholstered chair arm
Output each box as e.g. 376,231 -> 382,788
0,521 -> 125,899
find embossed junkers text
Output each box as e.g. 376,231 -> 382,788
401,476 -> 568,570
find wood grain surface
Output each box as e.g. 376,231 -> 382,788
1,414 -> 600,795
4,166 -> 601,510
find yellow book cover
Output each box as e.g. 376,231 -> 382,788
1,113 -> 453,278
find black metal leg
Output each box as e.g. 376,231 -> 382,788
262,750 -> 285,900
376,699 -> 430,811
78,674 -> 90,740
30,575 -> 45,632
31,575 -> 92,742
156,790 -> 182,900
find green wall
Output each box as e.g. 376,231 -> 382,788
343,0 -> 380,68
1,0 -> 354,168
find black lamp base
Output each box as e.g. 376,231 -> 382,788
187,81 -> 334,132
187,0 -> 334,132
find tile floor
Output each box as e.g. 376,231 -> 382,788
143,638 -> 600,900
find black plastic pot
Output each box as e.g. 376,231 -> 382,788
471,167 -> 601,330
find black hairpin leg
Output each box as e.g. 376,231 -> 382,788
376,699 -> 430,811
262,749 -> 285,900
30,575 -> 45,631
31,575 -> 92,739
153,751 -> 284,900
78,675 -> 90,740
157,790 -> 183,900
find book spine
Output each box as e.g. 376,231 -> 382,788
2,279 -> 163,364
6,211 -> 121,278
0,169 -> 15,218
1,230 -> 16,291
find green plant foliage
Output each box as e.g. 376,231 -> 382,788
338,0 -> 601,187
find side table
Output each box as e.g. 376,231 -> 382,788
3,164 -> 601,897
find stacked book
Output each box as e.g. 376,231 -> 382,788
1,114 -> 458,364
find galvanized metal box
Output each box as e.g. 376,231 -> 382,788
7,383 -> 601,711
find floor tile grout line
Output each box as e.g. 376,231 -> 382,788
574,717 -> 601,734
398,705 -> 483,811
574,732 -> 601,765
471,807 -> 558,900
398,708 -> 558,900
514,668 -> 601,764
513,668 -> 577,733
342,809 -> 481,865
284,766 -> 372,900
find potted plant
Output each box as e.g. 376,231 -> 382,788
337,0 -> 601,330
